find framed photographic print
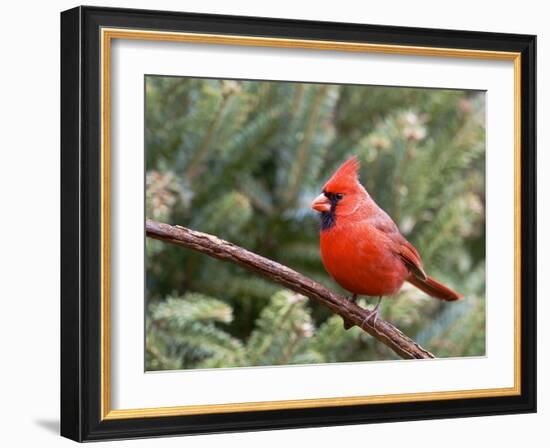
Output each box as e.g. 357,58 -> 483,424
60,6 -> 536,442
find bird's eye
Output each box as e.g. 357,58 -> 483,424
323,191 -> 343,201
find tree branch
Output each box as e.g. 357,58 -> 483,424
146,219 -> 435,360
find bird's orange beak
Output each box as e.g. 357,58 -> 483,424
311,194 -> 331,213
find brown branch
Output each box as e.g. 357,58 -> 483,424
146,219 -> 435,360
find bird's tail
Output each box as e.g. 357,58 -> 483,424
407,275 -> 463,301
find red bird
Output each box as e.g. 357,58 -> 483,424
311,156 -> 462,328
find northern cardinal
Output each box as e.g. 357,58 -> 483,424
311,156 -> 462,329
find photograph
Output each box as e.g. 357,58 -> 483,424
144,76 -> 487,371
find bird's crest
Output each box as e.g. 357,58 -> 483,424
323,156 -> 361,193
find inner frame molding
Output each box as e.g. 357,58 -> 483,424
100,27 -> 522,421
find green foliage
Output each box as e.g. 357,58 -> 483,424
145,76 -> 486,370
146,293 -> 246,370
245,291 -> 319,366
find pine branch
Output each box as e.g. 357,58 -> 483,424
284,85 -> 329,205
184,92 -> 231,182
146,219 -> 435,360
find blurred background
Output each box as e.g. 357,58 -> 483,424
145,76 -> 486,371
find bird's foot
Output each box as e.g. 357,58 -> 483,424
343,295 -> 358,330
360,308 -> 380,329
360,297 -> 382,330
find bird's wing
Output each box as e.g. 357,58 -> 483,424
372,216 -> 427,280
397,241 -> 427,280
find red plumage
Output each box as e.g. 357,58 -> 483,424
311,156 -> 462,324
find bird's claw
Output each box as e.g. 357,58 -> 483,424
361,308 -> 380,330
361,297 -> 382,330
343,295 -> 359,330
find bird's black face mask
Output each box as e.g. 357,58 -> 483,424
319,192 -> 342,231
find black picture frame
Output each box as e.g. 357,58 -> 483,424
61,5 -> 536,442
